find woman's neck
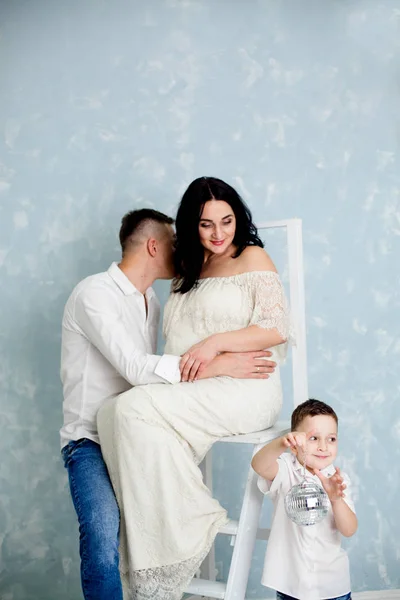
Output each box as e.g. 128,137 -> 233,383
203,244 -> 237,265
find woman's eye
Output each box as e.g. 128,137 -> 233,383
222,220 -> 232,226
309,436 -> 317,441
200,223 -> 211,228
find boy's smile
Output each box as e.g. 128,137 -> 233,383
295,414 -> 338,472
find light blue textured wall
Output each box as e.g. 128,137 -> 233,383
1,1 -> 399,598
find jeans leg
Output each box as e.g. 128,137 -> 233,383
62,439 -> 123,600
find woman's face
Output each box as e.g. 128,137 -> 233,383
198,200 -> 236,255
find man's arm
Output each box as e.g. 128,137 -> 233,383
70,285 -> 275,387
72,286 -> 181,386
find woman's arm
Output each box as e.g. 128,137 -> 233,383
197,350 -> 276,381
214,324 -> 286,353
216,247 -> 288,360
181,248 -> 289,382
180,325 -> 285,382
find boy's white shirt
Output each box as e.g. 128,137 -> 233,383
258,452 -> 355,600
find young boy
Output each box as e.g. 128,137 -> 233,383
252,399 -> 357,600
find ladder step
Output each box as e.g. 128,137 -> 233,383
219,519 -> 239,535
219,519 -> 270,541
186,578 -> 226,598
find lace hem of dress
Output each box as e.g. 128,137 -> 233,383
255,315 -> 296,347
123,514 -> 228,600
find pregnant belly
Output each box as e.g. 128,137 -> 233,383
164,331 -> 205,356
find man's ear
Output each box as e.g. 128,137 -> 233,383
147,238 -> 158,257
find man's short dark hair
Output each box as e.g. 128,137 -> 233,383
291,399 -> 338,431
119,209 -> 174,254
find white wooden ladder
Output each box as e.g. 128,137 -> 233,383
186,218 -> 308,600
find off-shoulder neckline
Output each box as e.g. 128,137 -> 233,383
197,270 -> 279,282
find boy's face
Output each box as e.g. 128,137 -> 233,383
294,414 -> 338,472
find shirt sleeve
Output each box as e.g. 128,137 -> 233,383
341,472 -> 356,514
257,455 -> 291,499
248,271 -> 295,363
73,285 -> 181,386
248,271 -> 292,341
155,354 -> 181,383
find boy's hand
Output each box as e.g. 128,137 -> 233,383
281,430 -> 318,464
314,466 -> 346,504
281,431 -> 307,452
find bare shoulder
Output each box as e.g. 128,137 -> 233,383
238,246 -> 278,273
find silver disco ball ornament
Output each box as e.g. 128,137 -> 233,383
285,480 -> 329,526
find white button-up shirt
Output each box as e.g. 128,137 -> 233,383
258,452 -> 355,600
60,263 -> 181,448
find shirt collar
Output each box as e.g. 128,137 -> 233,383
292,454 -> 336,478
107,262 -> 155,299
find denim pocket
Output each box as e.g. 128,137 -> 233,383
61,438 -> 89,466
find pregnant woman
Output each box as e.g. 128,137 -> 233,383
97,176 -> 292,600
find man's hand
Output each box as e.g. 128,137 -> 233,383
180,337 -> 220,382
196,350 -> 276,381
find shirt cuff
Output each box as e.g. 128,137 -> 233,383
257,459 -> 283,496
257,476 -> 272,495
154,354 -> 181,384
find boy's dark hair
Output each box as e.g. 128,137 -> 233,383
291,399 -> 338,431
119,209 -> 174,254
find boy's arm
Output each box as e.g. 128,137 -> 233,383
252,431 -> 308,481
331,499 -> 358,537
251,437 -> 286,481
314,467 -> 358,537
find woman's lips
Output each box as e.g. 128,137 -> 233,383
211,240 -> 224,246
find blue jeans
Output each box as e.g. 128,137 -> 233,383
277,593 -> 351,600
62,438 -> 123,600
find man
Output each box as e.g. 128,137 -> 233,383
60,208 -> 276,600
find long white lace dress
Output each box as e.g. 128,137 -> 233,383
97,270 -> 291,600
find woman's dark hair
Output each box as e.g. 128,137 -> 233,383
174,176 -> 263,294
